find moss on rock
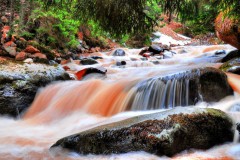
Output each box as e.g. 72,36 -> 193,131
50,107 -> 234,157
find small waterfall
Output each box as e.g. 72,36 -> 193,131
129,77 -> 190,111
22,67 -> 233,123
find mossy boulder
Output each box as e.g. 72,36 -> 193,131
0,61 -> 71,117
50,107 -> 233,157
220,57 -> 240,74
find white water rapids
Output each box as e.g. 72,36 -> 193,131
0,44 -> 240,160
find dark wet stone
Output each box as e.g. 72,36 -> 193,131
80,58 -> 98,65
148,44 -> 164,55
116,61 -> 127,66
75,67 -> 107,81
194,67 -> 233,103
169,67 -> 233,104
112,49 -> 126,56
90,56 -> 103,60
33,57 -> 50,64
139,47 -> 149,55
225,67 -> 240,74
220,57 -> 240,74
237,123 -> 240,134
215,50 -> 226,55
0,62 -> 71,117
50,108 -> 233,157
84,67 -> 107,75
221,50 -> 240,63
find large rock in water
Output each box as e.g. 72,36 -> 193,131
128,67 -> 233,110
148,44 -> 164,55
0,61 -> 70,117
112,49 -> 126,56
163,67 -> 233,104
50,107 -> 233,156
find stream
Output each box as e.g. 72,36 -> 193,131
0,44 -> 240,160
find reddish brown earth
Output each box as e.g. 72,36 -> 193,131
215,12 -> 240,49
158,16 -> 186,41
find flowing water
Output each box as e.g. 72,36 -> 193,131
1,44 -> 240,160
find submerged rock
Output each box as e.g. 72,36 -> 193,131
229,103 -> 240,112
116,61 -> 127,66
90,56 -> 103,60
163,51 -> 174,59
50,107 -> 233,156
220,58 -> 240,74
0,61 -> 70,117
215,50 -> 226,55
237,123 -> 240,134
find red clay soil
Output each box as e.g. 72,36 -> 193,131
159,26 -> 186,41
156,15 -> 187,41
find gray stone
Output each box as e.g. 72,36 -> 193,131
80,58 -> 98,65
112,49 -> 126,56
0,62 -> 71,117
50,107 -> 233,156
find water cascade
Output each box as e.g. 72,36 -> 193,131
129,78 -> 189,110
24,66 -> 233,125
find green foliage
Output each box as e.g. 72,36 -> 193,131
119,35 -> 130,45
87,20 -> 108,38
182,2 -> 219,36
19,31 -> 35,40
2,0 -> 239,50
145,1 -> 162,22
213,0 -> 240,18
40,0 -> 156,37
180,0 -> 239,36
38,0 -> 239,41
26,1 -> 80,49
